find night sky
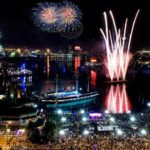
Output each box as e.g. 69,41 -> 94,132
0,0 -> 149,51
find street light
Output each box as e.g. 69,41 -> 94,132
147,102 -> 150,107
61,117 -> 66,122
130,116 -> 136,122
116,129 -> 123,136
109,117 -> 115,122
80,109 -> 85,114
127,110 -> 131,114
140,129 -> 147,136
59,130 -> 65,136
57,109 -> 63,115
33,104 -> 38,108
82,117 -> 87,122
83,129 -> 89,136
7,129 -> 10,133
104,110 -> 109,114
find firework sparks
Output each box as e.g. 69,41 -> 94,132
32,2 -> 59,32
100,10 -> 140,81
57,1 -> 82,38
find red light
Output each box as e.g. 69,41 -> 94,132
90,58 -> 97,63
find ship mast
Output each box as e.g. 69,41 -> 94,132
55,73 -> 58,94
76,74 -> 78,92
87,74 -> 90,92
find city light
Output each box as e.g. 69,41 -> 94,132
116,129 -> 123,135
33,104 -> 38,108
109,117 -> 115,122
130,116 -> 136,122
80,109 -> 85,114
61,117 -> 66,122
104,110 -> 109,114
82,117 -> 87,122
140,129 -> 147,136
57,109 -> 63,115
7,129 -> 10,133
83,129 -> 89,135
127,110 -> 131,114
147,102 -> 150,107
59,130 -> 65,136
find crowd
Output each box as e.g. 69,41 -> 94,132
8,110 -> 150,149
10,134 -> 150,150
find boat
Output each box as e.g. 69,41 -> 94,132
41,74 -> 99,108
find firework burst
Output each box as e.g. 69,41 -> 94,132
32,1 -> 83,39
32,2 -> 59,32
100,10 -> 140,81
57,1 -> 82,35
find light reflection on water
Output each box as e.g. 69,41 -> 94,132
1,56 -> 150,113
105,84 -> 131,114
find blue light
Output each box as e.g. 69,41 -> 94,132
21,63 -> 26,70
20,76 -> 26,91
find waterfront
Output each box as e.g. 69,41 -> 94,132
1,56 -> 150,114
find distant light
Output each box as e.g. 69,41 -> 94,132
40,109 -> 44,113
10,93 -> 14,99
57,109 -> 63,115
33,104 -> 38,108
61,117 -> 66,122
59,130 -> 65,136
79,88 -> 82,91
141,113 -> 144,116
127,110 -> 131,114
80,109 -> 85,114
116,129 -> 123,135
109,117 -> 115,122
147,102 -> 150,107
7,129 -> 10,133
0,95 -> 5,100
82,117 -> 87,122
90,58 -> 97,63
89,113 -> 101,117
19,129 -> 25,134
74,46 -> 81,51
130,116 -> 136,122
83,129 -> 89,135
104,110 -> 109,114
141,129 -> 147,135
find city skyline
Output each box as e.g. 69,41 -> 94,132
0,0 -> 149,50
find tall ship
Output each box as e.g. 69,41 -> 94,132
41,74 -> 99,108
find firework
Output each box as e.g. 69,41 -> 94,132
32,2 -> 59,32
100,10 -> 140,81
57,1 -> 82,37
32,1 -> 83,39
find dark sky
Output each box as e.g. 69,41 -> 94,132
0,0 -> 149,51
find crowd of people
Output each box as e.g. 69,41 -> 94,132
9,133 -> 150,150
7,110 -> 150,149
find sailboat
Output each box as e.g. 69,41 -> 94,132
41,74 -> 99,108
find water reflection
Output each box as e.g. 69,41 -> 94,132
74,56 -> 81,72
46,56 -> 50,78
105,84 -> 131,114
90,70 -> 97,89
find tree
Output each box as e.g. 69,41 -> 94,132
30,128 -> 40,143
42,119 -> 58,143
